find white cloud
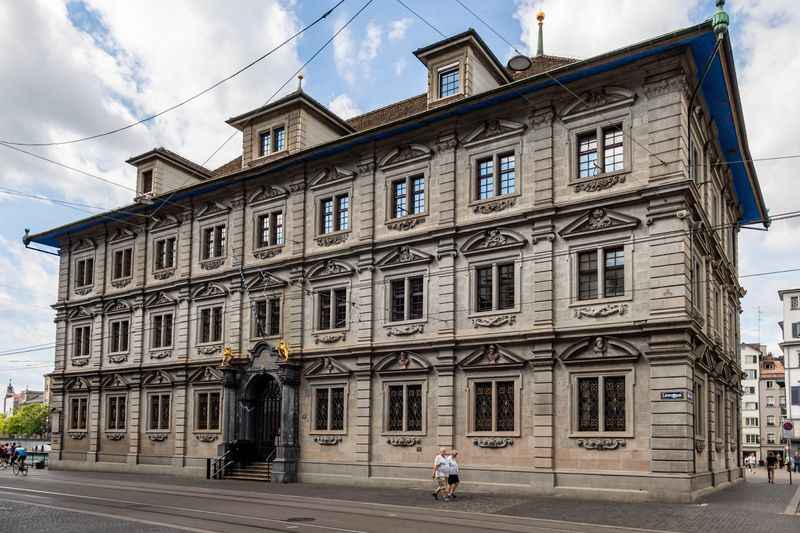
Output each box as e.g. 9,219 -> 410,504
388,17 -> 412,41
328,94 -> 362,119
358,21 -> 382,62
393,57 -> 408,77
333,18 -> 382,83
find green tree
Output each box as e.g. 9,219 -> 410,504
4,404 -> 48,437
0,413 -> 6,436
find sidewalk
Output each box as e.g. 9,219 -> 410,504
35,467 -> 800,533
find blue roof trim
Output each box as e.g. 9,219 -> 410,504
29,27 -> 762,248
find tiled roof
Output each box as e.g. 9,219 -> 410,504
210,156 -> 243,179
509,54 -> 577,80
347,94 -> 428,132
126,147 -> 213,178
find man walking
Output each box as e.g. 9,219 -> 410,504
766,452 -> 777,483
794,452 -> 800,473
432,448 -> 450,500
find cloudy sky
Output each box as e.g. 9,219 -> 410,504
0,0 -> 797,391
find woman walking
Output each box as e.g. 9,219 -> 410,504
447,451 -> 460,499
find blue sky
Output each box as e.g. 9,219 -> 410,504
1,0 -> 798,391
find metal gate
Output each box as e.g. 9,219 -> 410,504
255,376 -> 282,461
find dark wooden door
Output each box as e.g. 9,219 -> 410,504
255,377 -> 281,461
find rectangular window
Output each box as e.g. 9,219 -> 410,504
604,247 -> 625,298
69,397 -> 88,430
477,157 -> 494,200
109,319 -> 130,353
201,224 -> 226,260
337,194 -> 349,231
320,198 -> 333,234
692,258 -> 702,311
256,211 -> 284,248
318,288 -> 347,330
438,67 -> 459,98
689,144 -> 699,183
142,170 -> 153,194
577,375 -> 627,433
253,297 -> 281,337
791,296 -> 800,310
107,395 -> 126,431
603,126 -> 624,173
473,380 -> 515,433
578,124 -> 625,178
272,126 -> 286,152
314,386 -> 345,432
387,383 -> 423,432
498,153 -> 516,195
476,266 -> 493,312
196,391 -> 221,431
715,392 -> 722,439
766,381 -> 773,389
319,194 -> 350,235
474,263 -> 515,313
112,248 -> 133,280
148,393 -> 171,431
388,276 -> 425,322
767,433 -> 776,444
199,306 -> 223,343
578,131 -> 598,178
766,396 -> 775,407
476,153 -> 516,200
259,130 -> 271,157
694,381 -> 704,435
391,175 -> 425,219
151,313 -> 173,349
73,325 -> 91,358
578,251 -> 598,300
75,257 -> 94,288
792,386 -> 800,406
154,237 -> 176,271
767,415 -> 776,426
793,322 -> 800,338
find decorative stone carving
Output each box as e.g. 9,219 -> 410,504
314,333 -> 345,344
694,439 -> 706,453
108,353 -> 128,364
386,324 -> 425,336
729,442 -> 736,452
578,439 -> 626,450
153,268 -> 176,280
313,435 -> 341,445
472,315 -> 516,328
111,278 -> 131,288
71,357 -> 89,367
375,245 -> 433,270
289,182 -> 305,193
147,432 -> 169,442
387,436 -> 421,447
68,431 -> 87,440
530,108 -> 555,128
200,258 -> 225,270
574,304 -> 628,319
559,208 -> 639,240
463,119 -> 526,145
574,174 -> 626,193
561,86 -> 636,120
460,228 -> 526,255
307,259 -> 353,280
593,337 -> 607,355
473,196 -> 516,214
105,432 -> 126,441
145,291 -> 178,308
714,442 -> 723,453
316,233 -> 349,247
643,75 -> 689,98
378,144 -> 433,169
386,217 -> 422,231
197,344 -> 223,355
357,160 -> 375,174
253,247 -> 283,260
473,437 -> 513,449
248,185 -> 287,204
195,433 -> 219,443
150,350 -> 172,360
74,287 -> 92,296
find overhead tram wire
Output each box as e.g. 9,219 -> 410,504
0,1 -> 346,148
395,0 -> 445,38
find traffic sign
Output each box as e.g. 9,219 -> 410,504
783,420 -> 794,440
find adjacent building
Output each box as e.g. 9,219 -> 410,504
740,343 -> 763,461
758,354 -> 786,462
24,13 -> 768,502
3,381 -> 46,416
778,289 -> 800,456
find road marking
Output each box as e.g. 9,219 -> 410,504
0,485 -> 367,533
7,499 -> 219,533
784,482 -> 800,515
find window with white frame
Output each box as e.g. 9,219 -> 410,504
577,124 -> 624,178
767,433 -> 776,444
111,248 -> 133,280
258,125 -> 286,157
252,297 -> 281,337
317,288 -> 347,330
390,175 -> 425,219
576,246 -> 626,301
767,396 -> 776,407
313,385 -> 346,432
154,236 -> 177,271
151,313 -> 173,349
75,257 -> 94,288
792,322 -> 800,338
745,433 -> 760,444
195,390 -> 221,431
388,275 -> 424,322
148,393 -> 170,431
201,224 -> 226,260
575,373 -> 628,434
475,152 -> 516,200
438,66 -> 460,98
468,377 -> 519,435
69,396 -> 88,430
107,395 -> 126,431
474,262 -> 515,313
744,417 -> 758,427
73,325 -> 91,358
744,401 -> 758,410
792,386 -> 800,406
109,318 -> 130,353
767,415 -> 776,426
319,194 -> 349,234
255,211 -> 284,248
766,381 -> 774,389
791,296 -> 800,310
384,381 -> 424,433
199,305 -> 223,344
142,169 -> 154,194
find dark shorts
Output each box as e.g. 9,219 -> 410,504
447,474 -> 459,484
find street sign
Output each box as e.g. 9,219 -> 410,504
661,391 -> 686,400
783,420 -> 794,440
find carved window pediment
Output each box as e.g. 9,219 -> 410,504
145,291 -> 178,308
189,366 -> 223,384
101,374 -> 130,390
378,144 -> 433,170
559,208 -> 639,240
68,306 -> 95,321
109,228 -> 137,243
196,201 -> 231,220
460,228 -> 526,256
245,271 -> 288,291
72,238 -> 97,252
309,166 -> 356,190
66,376 -> 91,391
304,357 -> 351,379
376,246 -> 434,271
560,86 -> 636,122
560,336 -> 641,365
149,214 -> 181,233
248,185 -> 289,205
191,282 -> 228,301
460,344 -> 525,370
375,351 -> 430,375
307,259 -> 354,281
104,299 -> 133,315
462,119 -> 526,147
143,369 -> 172,387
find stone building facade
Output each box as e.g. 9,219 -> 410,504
778,288 -> 800,456
758,354 -> 786,462
26,20 -> 767,502
739,342 -> 763,461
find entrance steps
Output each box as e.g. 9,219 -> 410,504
225,461 -> 272,482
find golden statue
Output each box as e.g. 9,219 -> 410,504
276,340 -> 289,361
221,346 -> 234,367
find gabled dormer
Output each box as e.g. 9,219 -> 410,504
226,89 -> 355,169
126,147 -> 212,201
413,29 -> 511,109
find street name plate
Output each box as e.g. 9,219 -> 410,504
661,391 -> 685,400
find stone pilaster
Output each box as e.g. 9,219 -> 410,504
87,377 -> 100,461
353,360 -> 372,476
179,205 -> 194,281
436,133 -> 457,227
435,239 -> 457,336
58,244 -> 70,303
131,297 -> 145,366
643,72 -> 687,182
221,369 -> 239,447
288,180 -> 306,259
435,354 -> 455,451
127,384 -> 141,464
273,362 -> 301,483
357,156 -> 376,242
530,107 -> 554,206
54,311 -> 67,372
532,225 -> 555,327
356,255 -> 374,343
532,343 -> 554,469
287,267 -> 305,351
172,373 -> 187,466
177,287 -> 191,363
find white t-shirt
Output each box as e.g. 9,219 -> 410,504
434,454 -> 450,477
447,458 -> 459,475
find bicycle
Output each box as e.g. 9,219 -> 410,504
12,460 -> 28,477
0,457 -> 8,470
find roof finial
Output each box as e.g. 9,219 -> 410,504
712,0 -> 729,41
297,73 -> 304,92
536,10 -> 545,57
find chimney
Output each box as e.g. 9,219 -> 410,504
536,11 -> 545,57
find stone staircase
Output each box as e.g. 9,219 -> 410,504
224,461 -> 272,482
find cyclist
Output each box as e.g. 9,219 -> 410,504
13,446 -> 27,471
8,443 -> 16,465
0,443 -> 8,466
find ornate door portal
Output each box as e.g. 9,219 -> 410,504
255,376 -> 282,460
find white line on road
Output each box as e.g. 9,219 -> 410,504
784,482 -> 800,515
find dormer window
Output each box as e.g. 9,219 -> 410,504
258,125 -> 287,157
142,170 -> 153,194
438,66 -> 460,98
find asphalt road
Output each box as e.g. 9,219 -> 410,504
0,469 -> 674,533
